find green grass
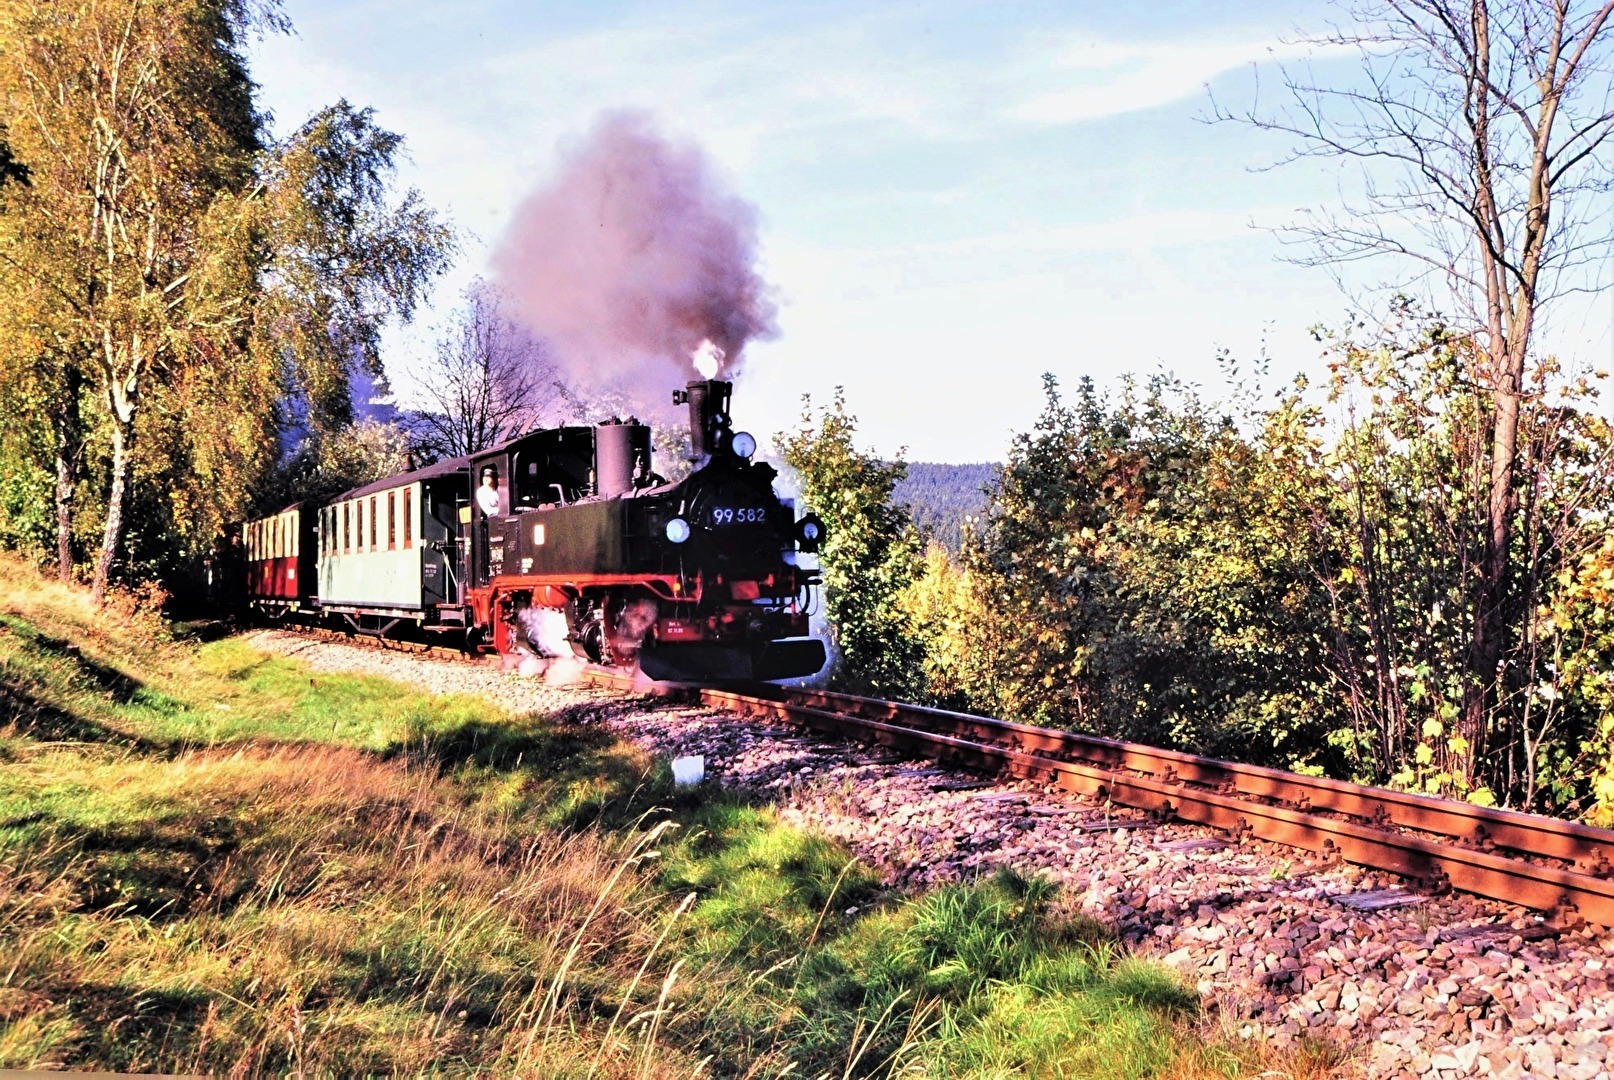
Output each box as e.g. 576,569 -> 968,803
0,558 -> 1345,1077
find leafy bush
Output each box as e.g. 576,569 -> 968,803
777,390 -> 926,698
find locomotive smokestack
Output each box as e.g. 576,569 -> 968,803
674,379 -> 732,461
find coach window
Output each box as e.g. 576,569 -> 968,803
369,496 -> 378,550
403,488 -> 413,548
343,503 -> 351,553
388,491 -> 397,550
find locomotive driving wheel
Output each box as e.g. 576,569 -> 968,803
568,593 -> 657,668
581,612 -> 611,665
567,599 -> 610,665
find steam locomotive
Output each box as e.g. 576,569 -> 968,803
237,379 -> 827,682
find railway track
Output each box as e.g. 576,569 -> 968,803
588,670 -> 1614,927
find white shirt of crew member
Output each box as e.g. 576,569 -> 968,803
476,474 -> 502,517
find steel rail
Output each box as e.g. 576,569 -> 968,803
697,687 -> 1614,927
583,668 -> 1614,926
777,689 -> 1614,873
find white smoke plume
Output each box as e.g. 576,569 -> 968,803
490,111 -> 778,412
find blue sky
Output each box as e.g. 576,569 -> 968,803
249,0 -> 1614,462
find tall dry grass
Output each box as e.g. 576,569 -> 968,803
0,737 -> 709,1075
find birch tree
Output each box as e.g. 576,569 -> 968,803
1237,0 -> 1614,789
0,0 -> 266,601
0,3 -> 451,596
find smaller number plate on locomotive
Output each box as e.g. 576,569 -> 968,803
709,507 -> 768,525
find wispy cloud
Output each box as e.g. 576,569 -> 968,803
1006,37 -> 1319,126
268,5 -> 1310,157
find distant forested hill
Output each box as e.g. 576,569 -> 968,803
893,462 -> 998,552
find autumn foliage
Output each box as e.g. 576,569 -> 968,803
793,315 -> 1614,820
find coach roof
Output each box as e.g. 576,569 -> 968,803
334,455 -> 472,503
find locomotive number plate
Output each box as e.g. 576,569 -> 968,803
709,507 -> 768,525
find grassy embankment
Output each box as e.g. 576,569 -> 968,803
0,558 -> 1342,1076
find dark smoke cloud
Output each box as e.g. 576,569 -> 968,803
490,111 -> 777,410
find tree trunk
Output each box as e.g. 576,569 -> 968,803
55,449 -> 75,583
52,364 -> 82,583
1463,361 -> 1521,786
91,415 -> 133,606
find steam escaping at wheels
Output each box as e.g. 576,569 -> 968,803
606,597 -> 661,665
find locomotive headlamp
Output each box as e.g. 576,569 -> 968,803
795,513 -> 825,553
665,517 -> 692,544
731,431 -> 757,459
